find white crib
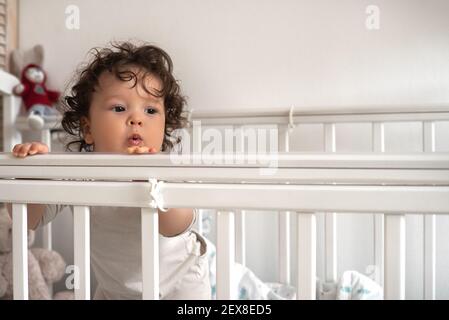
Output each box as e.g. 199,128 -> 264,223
1,69 -> 449,300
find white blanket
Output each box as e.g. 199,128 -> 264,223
204,236 -> 383,300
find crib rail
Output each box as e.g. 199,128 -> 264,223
1,153 -> 449,300
1,152 -> 448,183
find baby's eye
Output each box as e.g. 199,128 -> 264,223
112,105 -> 125,112
145,107 -> 157,115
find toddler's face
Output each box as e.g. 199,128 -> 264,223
82,67 -> 165,153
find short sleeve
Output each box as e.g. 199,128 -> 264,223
38,204 -> 69,228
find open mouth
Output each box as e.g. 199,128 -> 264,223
128,134 -> 143,146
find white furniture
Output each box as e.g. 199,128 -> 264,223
2,68 -> 449,300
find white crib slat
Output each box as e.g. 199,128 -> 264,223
195,209 -> 204,235
3,95 -> 23,151
41,131 -> 52,253
372,122 -> 385,153
42,224 -> 52,251
235,209 -> 246,266
324,123 -> 337,283
12,203 -> 28,300
297,212 -> 316,300
1,70 -> 21,152
373,214 -> 384,285
41,129 -> 53,299
278,124 -> 290,284
423,121 -> 436,153
424,215 -> 436,300
234,126 -> 246,267
40,129 -> 52,149
141,207 -> 159,300
193,119 -> 202,155
324,123 -> 336,153
372,122 -> 385,287
217,210 -> 235,300
423,121 -> 436,300
384,214 -> 405,300
37,129 -> 54,295
42,221 -> 53,297
279,211 -> 290,284
73,205 -> 90,300
325,212 -> 337,282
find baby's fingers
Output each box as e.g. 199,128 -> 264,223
28,143 -> 40,155
127,146 -> 138,154
29,143 -> 49,155
136,146 -> 158,154
13,143 -> 32,157
135,146 -> 150,154
12,142 -> 48,157
12,144 -> 22,155
126,146 -> 157,154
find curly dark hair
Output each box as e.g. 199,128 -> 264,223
60,41 -> 188,152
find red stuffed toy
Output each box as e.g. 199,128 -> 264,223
13,63 -> 60,130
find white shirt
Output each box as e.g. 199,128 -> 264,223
41,204 -> 201,299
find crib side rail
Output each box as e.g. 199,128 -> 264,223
1,152 -> 449,184
2,176 -> 449,299
1,154 -> 449,300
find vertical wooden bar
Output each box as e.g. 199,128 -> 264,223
372,122 -> 385,287
40,131 -> 53,252
278,124 -> 290,284
423,121 -> 436,300
73,205 -> 90,300
297,212 -> 316,300
216,210 -> 235,300
192,119 -> 202,156
324,123 -> 337,283
234,209 -> 246,266
195,209 -> 204,235
234,125 -> 246,266
40,129 -> 51,150
279,211 -> 290,284
141,207 -> 159,300
41,224 -> 52,251
424,214 -> 436,300
384,214 -> 406,300
3,94 -> 22,152
12,203 -> 28,300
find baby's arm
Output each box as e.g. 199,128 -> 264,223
9,144 -> 189,232
126,146 -> 195,236
158,208 -> 195,237
6,203 -> 47,230
7,142 -> 50,229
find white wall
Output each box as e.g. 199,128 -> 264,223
19,0 -> 449,299
20,0 -> 449,109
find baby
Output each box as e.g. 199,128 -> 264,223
10,42 -> 211,300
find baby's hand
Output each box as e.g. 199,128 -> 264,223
126,146 -> 158,154
12,142 -> 49,158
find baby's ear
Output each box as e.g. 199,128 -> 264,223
80,117 -> 93,144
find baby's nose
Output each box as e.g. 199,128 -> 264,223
127,119 -> 143,126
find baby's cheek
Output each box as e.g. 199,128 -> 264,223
154,128 -> 165,151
